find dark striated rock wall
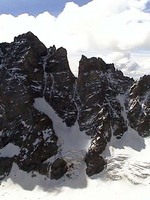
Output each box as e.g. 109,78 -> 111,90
128,75 -> 150,136
0,32 -> 149,179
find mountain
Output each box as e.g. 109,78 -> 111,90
0,32 -> 150,180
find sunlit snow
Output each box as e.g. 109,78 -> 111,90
0,98 -> 150,200
1,136 -> 150,200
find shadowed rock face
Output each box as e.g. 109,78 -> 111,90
44,46 -> 78,126
85,152 -> 106,176
0,157 -> 13,180
51,158 -> 68,180
77,56 -> 133,151
0,32 -> 58,177
128,75 -> 150,136
0,32 -> 149,179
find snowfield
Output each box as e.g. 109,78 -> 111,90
0,97 -> 150,199
1,134 -> 150,200
1,144 -> 150,200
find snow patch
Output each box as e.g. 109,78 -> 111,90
116,93 -> 128,124
33,97 -> 91,157
0,143 -> 20,157
109,127 -> 145,151
105,127 -> 150,184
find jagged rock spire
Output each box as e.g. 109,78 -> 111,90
0,32 -> 149,180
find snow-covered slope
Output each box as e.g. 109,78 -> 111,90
33,97 -> 91,178
106,128 -> 150,185
0,136 -> 150,200
0,32 -> 149,183
34,97 -> 91,154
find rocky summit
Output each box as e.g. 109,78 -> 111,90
0,32 -> 149,180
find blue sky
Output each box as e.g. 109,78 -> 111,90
0,0 -> 91,16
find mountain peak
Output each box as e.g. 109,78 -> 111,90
14,31 -> 47,57
78,55 -> 107,75
14,31 -> 39,42
0,32 -> 149,180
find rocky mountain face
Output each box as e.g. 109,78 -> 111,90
0,32 -> 149,180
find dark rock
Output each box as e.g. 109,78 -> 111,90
13,113 -> 58,173
44,47 -> 78,126
0,32 -> 149,179
84,135 -> 107,176
36,162 -> 50,177
51,158 -> 68,180
128,75 -> 150,136
85,152 -> 106,176
78,55 -> 107,74
14,31 -> 47,58
46,47 -> 72,73
89,135 -> 107,154
0,157 -> 13,180
0,32 -> 59,178
130,75 -> 150,98
77,56 -> 132,139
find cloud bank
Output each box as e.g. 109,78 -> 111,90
0,0 -> 150,79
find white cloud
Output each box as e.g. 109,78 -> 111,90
0,0 -> 150,79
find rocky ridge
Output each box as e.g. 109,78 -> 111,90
0,32 -> 149,180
